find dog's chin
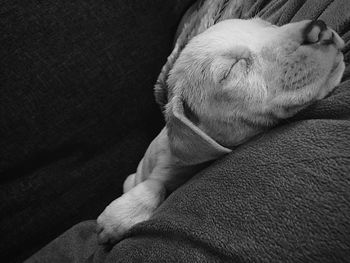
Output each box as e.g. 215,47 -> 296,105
315,54 -> 345,100
327,53 -> 345,87
330,53 -> 345,76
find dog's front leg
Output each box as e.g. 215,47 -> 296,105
96,128 -> 173,244
96,122 -> 230,244
97,178 -> 166,244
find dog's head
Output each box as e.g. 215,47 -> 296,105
165,18 -> 345,163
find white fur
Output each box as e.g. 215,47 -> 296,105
97,18 -> 345,244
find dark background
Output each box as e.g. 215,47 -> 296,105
0,0 -> 195,262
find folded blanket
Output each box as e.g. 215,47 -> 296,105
26,0 -> 350,262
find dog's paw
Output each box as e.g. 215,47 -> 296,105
96,196 -> 156,244
96,180 -> 166,245
96,199 -> 131,245
96,198 -> 147,245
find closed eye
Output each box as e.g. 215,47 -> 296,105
220,58 -> 250,83
221,61 -> 237,82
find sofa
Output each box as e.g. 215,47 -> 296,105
1,0 -> 349,262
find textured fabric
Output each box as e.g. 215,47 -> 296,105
21,0 -> 350,262
0,0 -> 195,262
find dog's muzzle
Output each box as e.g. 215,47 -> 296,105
302,20 -> 344,49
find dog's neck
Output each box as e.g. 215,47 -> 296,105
135,127 -> 217,192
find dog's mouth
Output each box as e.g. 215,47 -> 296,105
330,52 -> 344,75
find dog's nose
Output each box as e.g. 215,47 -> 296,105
303,20 -> 331,44
302,20 -> 344,49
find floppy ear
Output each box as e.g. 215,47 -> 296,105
165,95 -> 231,166
154,0 -> 220,110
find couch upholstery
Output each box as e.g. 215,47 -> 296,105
0,0 -> 196,262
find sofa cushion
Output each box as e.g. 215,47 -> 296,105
0,0 -> 195,262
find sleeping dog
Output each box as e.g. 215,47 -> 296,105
97,18 -> 345,244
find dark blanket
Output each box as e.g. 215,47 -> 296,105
24,0 -> 350,262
